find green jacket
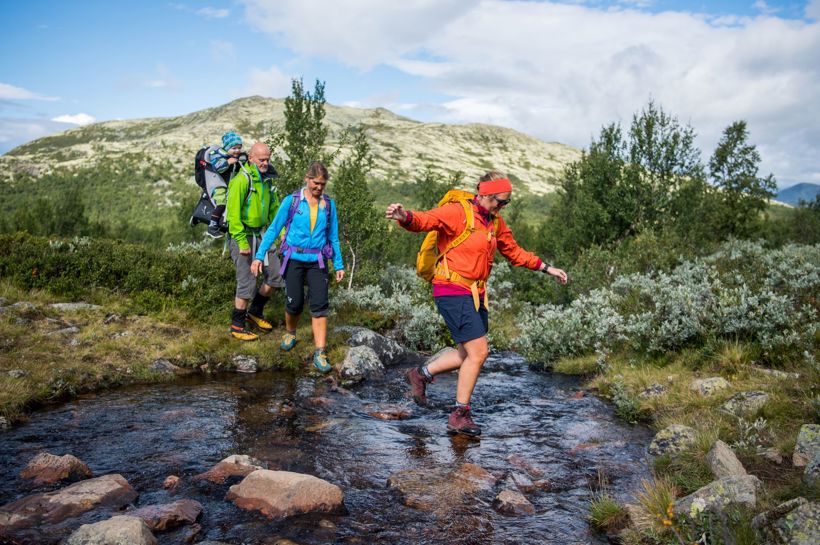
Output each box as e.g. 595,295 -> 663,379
226,164 -> 280,250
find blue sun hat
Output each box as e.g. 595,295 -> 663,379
222,131 -> 242,150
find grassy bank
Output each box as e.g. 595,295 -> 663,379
0,281 -> 351,423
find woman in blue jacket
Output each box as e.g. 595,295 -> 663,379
251,162 -> 344,372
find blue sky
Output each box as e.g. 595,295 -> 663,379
2,0 -> 818,188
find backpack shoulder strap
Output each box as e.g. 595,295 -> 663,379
438,199 -> 475,261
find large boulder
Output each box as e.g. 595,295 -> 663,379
0,474 -> 137,531
194,454 -> 265,484
127,499 -> 202,531
337,345 -> 384,384
752,498 -> 819,545
793,424 -> 820,467
346,328 -> 423,366
494,489 -> 535,516
387,463 -> 497,514
706,440 -> 746,479
721,391 -> 770,415
689,377 -> 730,396
20,452 -> 93,486
65,515 -> 156,545
225,470 -> 344,519
673,475 -> 762,517
648,424 -> 697,456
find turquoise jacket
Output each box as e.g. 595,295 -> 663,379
255,188 -> 344,270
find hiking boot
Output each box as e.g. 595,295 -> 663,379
280,332 -> 297,351
313,349 -> 331,373
406,367 -> 432,406
230,325 -> 258,341
206,221 -> 224,239
247,313 -> 273,332
447,406 -> 481,436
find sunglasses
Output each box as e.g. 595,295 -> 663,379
492,195 -> 511,207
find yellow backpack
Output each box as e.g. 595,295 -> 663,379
415,189 -> 497,282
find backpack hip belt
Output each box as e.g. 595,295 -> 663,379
434,266 -> 488,311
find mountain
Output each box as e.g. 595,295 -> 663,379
0,96 -> 580,194
775,183 -> 820,206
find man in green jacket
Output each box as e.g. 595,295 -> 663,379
226,142 -> 284,341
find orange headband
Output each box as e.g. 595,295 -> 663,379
478,178 -> 512,195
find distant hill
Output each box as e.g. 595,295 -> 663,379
776,183 -> 820,206
0,96 -> 580,195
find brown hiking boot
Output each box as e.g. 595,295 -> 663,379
406,367 -> 431,406
447,406 -> 481,436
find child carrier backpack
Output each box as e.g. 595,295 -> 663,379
415,189 -> 498,282
193,144 -> 219,190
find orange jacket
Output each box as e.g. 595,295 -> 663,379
402,201 -> 542,286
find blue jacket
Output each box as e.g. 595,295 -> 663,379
255,188 -> 344,270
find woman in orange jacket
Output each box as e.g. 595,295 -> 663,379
385,171 -> 568,436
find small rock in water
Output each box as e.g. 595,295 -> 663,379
20,452 -> 93,486
66,515 -> 156,545
338,345 -> 384,384
226,469 -> 345,519
366,403 -> 412,420
494,489 -> 535,516
163,475 -> 181,490
233,355 -> 258,373
127,499 -> 203,531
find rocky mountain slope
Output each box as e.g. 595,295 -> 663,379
0,96 -> 579,194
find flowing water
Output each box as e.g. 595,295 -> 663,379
0,353 -> 652,544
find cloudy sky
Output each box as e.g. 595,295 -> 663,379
1,0 -> 818,188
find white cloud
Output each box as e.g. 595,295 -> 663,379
240,1 -> 820,187
197,7 -> 230,19
244,65 -> 292,98
51,113 -> 95,125
0,82 -> 59,101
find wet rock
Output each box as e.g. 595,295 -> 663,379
689,377 -> 730,396
195,454 -> 265,484
66,515 -> 156,545
232,355 -> 258,374
793,424 -> 820,467
50,302 -> 102,312
706,440 -> 746,479
673,474 -> 762,517
639,383 -> 667,399
347,328 -> 423,366
721,391 -> 770,415
648,424 -> 696,456
804,452 -> 820,488
181,522 -> 202,543
506,454 -> 544,478
507,472 -> 535,493
20,452 -> 93,486
338,345 -> 384,384
226,469 -> 344,519
0,417 -> 8,430
752,498 -> 819,545
128,499 -> 202,531
387,463 -> 497,513
366,403 -> 412,420
494,489 -> 535,516
162,475 -> 180,490
0,474 -> 138,531
150,359 -> 180,374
